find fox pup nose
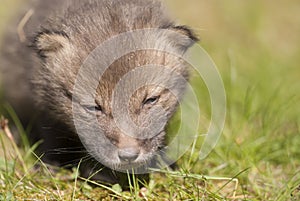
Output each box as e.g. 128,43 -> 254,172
118,147 -> 140,162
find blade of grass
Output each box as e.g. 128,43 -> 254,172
78,176 -> 131,199
71,159 -> 82,201
0,117 -> 28,173
4,104 -> 30,152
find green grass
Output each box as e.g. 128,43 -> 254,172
1,0 -> 300,200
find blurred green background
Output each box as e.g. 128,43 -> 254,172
0,0 -> 300,199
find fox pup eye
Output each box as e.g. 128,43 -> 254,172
84,105 -> 103,113
143,96 -> 160,106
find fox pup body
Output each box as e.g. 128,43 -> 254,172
0,0 -> 197,184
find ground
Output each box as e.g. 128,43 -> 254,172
0,0 -> 300,200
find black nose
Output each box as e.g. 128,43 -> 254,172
118,147 -> 140,162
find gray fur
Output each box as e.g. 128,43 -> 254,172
0,0 -> 197,184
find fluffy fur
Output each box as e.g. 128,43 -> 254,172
0,0 -> 197,184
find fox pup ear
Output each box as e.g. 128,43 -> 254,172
33,31 -> 70,58
169,25 -> 199,52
